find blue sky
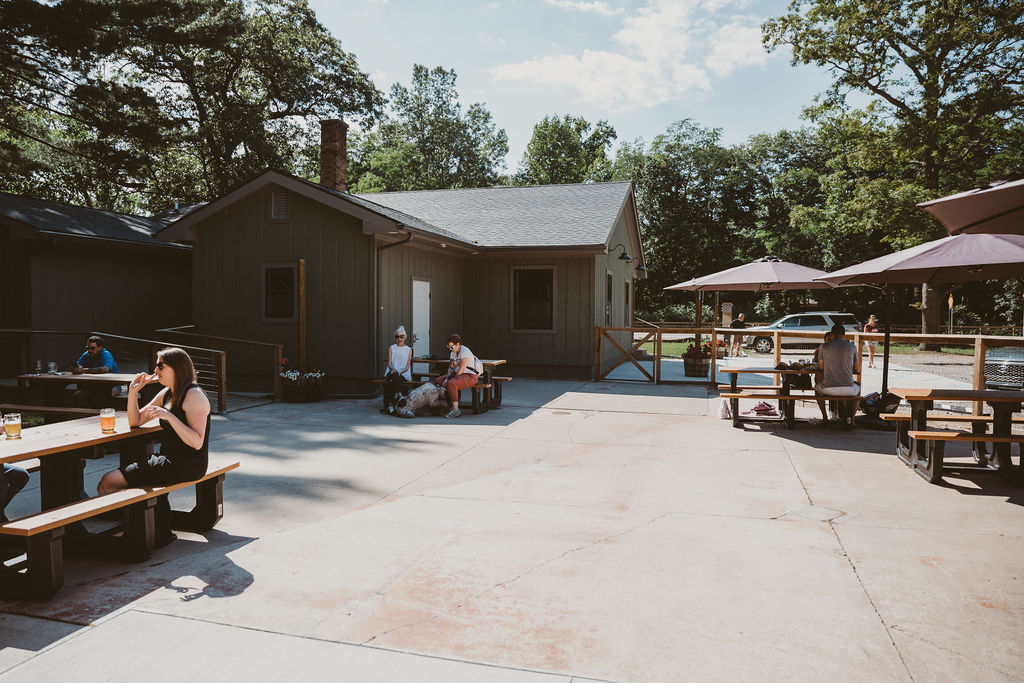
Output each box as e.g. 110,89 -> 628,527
310,0 -> 836,171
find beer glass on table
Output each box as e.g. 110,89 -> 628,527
3,413 -> 22,440
47,361 -> 57,373
100,408 -> 116,434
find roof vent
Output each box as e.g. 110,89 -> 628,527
271,190 -> 288,219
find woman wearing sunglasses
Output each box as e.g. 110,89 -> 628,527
382,325 -> 413,413
97,347 -> 211,547
433,333 -> 483,418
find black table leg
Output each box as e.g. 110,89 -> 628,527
988,401 -> 1021,475
903,399 -> 932,468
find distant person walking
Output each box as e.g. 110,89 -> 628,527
863,314 -> 879,368
729,313 -> 747,357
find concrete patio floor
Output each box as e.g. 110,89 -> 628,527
2,379 -> 1022,681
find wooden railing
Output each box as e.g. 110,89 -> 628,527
595,326 -> 722,384
715,327 -> 1024,414
0,329 -> 229,414
155,325 -> 284,402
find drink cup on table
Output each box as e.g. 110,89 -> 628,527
4,413 -> 22,440
100,408 -> 116,434
47,361 -> 57,373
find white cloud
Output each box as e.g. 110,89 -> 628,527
492,0 -> 769,110
544,0 -> 624,16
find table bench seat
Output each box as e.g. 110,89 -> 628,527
907,430 -> 1024,443
0,460 -> 239,601
722,392 -> 864,429
881,413 -> 1024,423
717,384 -> 782,391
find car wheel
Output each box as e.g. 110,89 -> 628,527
753,337 -> 774,354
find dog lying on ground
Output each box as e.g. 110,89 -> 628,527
392,382 -> 450,418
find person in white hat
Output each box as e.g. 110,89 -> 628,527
382,325 -> 412,412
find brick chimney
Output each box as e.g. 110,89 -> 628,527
319,118 -> 348,193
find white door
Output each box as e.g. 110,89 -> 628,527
412,279 -> 430,374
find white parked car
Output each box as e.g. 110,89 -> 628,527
743,312 -> 863,354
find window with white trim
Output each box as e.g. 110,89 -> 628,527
512,267 -> 554,331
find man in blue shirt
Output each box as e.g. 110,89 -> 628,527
72,335 -> 119,406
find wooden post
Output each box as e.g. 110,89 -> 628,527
655,328 -> 662,383
273,345 -> 283,402
973,337 -> 986,415
773,330 -> 781,366
694,292 -> 702,348
853,332 -> 863,384
594,327 -> 601,379
298,258 -> 306,370
217,351 -> 227,415
709,328 -> 717,385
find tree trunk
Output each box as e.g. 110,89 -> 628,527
917,283 -> 942,351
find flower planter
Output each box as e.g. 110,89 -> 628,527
683,358 -> 710,377
282,382 -> 322,403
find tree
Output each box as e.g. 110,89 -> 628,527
516,115 -> 617,185
0,0 -> 384,211
764,0 -> 1024,340
350,65 -> 508,192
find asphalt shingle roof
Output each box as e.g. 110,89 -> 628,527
0,192 -> 177,246
355,181 -> 633,248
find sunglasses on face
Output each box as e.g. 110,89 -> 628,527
155,361 -> 165,370
396,335 -> 405,339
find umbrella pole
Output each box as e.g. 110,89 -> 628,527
881,288 -> 891,397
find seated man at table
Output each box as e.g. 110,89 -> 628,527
816,323 -> 859,419
71,335 -> 120,407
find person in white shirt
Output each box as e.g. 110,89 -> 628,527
432,333 -> 482,418
382,325 -> 412,413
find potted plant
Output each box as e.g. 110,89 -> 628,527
683,343 -> 711,377
280,357 -> 325,403
703,338 -> 727,359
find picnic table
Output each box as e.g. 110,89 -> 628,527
17,371 -> 137,392
1,412 -> 161,510
721,366 -> 820,429
411,358 -> 509,412
1,413 -> 237,600
889,388 -> 1024,483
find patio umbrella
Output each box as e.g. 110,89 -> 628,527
815,233 -> 1024,397
918,175 -> 1024,236
665,256 -> 834,291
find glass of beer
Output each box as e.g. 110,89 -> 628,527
3,413 -> 22,440
100,408 -> 116,434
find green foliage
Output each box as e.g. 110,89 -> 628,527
516,115 -> 617,185
350,65 -> 508,193
0,0 -> 383,211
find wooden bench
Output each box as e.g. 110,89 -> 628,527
906,430 -> 1024,483
0,460 -> 239,601
717,384 -> 782,391
882,413 -> 1024,463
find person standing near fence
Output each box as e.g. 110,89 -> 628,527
863,314 -> 879,368
728,313 -> 747,357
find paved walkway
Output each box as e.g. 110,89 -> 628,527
2,379 -> 1022,681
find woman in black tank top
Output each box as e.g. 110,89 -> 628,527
97,347 -> 212,545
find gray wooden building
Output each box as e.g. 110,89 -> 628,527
0,192 -> 192,335
158,121 -> 645,392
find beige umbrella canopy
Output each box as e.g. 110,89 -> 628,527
918,175 -> 1024,236
665,257 -> 834,291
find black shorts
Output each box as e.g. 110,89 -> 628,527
120,453 -> 208,487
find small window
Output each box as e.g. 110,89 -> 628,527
800,315 -> 827,327
270,190 -> 288,219
780,317 -> 801,328
262,264 -> 297,322
512,267 -> 554,331
605,273 -> 613,326
624,281 -> 630,326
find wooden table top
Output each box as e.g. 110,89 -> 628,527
18,372 -> 137,385
891,388 -> 1024,403
412,358 -> 507,367
1,413 -> 160,464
